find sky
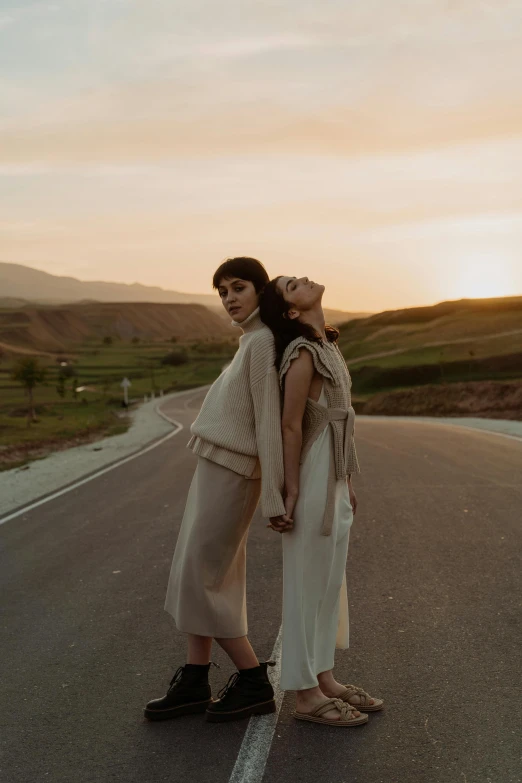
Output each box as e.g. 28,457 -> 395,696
1,0 -> 522,312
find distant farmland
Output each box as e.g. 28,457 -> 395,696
1,294 -> 521,471
0,301 -> 237,470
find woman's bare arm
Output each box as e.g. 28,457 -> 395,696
281,349 -> 314,506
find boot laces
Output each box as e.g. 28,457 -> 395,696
167,666 -> 185,693
167,661 -> 219,693
217,671 -> 240,700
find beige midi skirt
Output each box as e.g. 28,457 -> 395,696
164,456 -> 261,638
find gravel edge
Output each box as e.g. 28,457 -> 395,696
0,389 -> 191,518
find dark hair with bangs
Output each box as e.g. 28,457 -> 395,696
212,257 -> 269,293
259,276 -> 339,369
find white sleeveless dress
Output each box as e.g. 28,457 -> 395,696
280,386 -> 354,691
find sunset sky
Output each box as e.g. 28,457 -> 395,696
1,0 -> 522,311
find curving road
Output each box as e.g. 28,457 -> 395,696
1,388 -> 521,783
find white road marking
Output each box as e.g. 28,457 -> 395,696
0,403 -> 184,527
228,624 -> 284,783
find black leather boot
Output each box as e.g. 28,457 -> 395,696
205,661 -> 276,723
144,663 -> 214,721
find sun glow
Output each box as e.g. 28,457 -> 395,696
448,256 -> 517,300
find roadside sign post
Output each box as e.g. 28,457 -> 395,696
121,377 -> 131,407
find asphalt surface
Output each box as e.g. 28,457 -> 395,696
1,388 -> 521,783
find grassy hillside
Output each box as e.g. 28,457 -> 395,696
340,296 -> 522,361
341,296 -> 521,378
323,307 -> 372,325
340,295 -> 522,418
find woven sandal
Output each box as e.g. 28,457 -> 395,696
338,684 -> 384,712
292,697 -> 368,727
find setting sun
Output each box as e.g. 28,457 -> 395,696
448,256 -> 517,301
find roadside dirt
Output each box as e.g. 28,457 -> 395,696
355,378 -> 522,420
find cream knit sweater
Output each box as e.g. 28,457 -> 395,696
187,307 -> 286,518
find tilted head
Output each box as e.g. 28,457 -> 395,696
259,275 -> 338,367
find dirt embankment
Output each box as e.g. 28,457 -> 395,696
0,302 -> 236,354
355,379 -> 522,421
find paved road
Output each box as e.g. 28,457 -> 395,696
1,389 -> 521,783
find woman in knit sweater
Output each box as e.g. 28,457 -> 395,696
260,274 -> 384,727
145,257 -> 286,724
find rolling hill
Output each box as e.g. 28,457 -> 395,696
339,295 -> 522,418
340,295 -> 522,366
0,301 -> 236,355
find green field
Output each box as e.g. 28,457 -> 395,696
0,337 -> 235,470
339,297 -> 522,395
347,330 -> 522,369
340,309 -> 522,360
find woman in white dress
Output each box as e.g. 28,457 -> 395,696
259,274 -> 384,727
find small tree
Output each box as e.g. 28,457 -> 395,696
11,357 -> 47,423
161,349 -> 189,367
103,336 -> 113,346
56,363 -> 74,399
131,336 -> 140,345
56,373 -> 67,399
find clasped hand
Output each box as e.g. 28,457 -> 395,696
267,494 -> 297,534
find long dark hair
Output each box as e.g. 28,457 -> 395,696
259,277 -> 339,368
212,257 -> 269,293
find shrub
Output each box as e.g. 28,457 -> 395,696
192,340 -> 234,355
161,349 -> 189,367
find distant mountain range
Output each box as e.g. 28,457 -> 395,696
0,262 -> 218,307
0,263 -> 369,325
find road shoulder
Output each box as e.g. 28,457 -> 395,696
0,390 -> 189,518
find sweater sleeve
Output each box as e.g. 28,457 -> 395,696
249,332 -> 286,518
251,368 -> 286,518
